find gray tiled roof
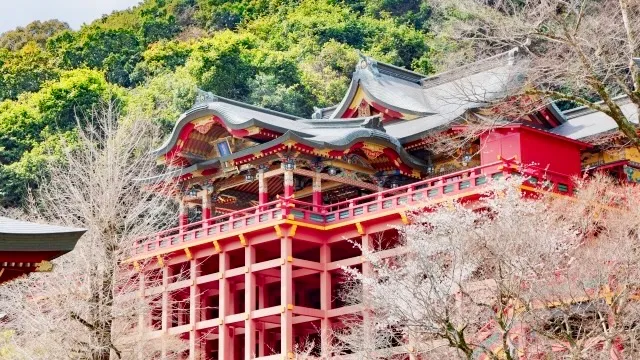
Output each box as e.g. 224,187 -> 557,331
551,97 -> 639,139
153,49 -> 535,175
152,97 -> 308,157
385,111 -> 467,143
0,217 -> 84,235
328,49 -> 523,139
352,68 -> 434,116
0,217 -> 85,252
152,94 -> 415,160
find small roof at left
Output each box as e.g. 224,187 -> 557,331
0,217 -> 85,252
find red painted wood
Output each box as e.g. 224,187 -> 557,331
135,144 -> 584,359
0,250 -> 64,263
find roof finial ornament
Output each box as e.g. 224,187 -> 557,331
360,115 -> 385,132
356,51 -> 380,77
311,106 -> 322,119
194,89 -> 218,107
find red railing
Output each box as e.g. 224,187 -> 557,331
133,199 -> 283,256
131,162 -> 574,257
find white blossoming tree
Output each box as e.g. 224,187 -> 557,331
336,175 -> 640,359
0,103 -> 187,360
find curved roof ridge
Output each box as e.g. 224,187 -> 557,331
328,62 -> 434,119
356,54 -> 427,84
198,91 -> 301,120
421,47 -> 520,88
151,100 -> 309,159
562,94 -> 630,119
298,115 -> 384,128
311,104 -> 338,119
0,217 -> 86,235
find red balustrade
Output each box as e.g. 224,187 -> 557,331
131,162 -> 574,257
133,199 -> 282,256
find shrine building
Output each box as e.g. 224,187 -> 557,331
126,49 -> 640,359
0,217 -> 84,284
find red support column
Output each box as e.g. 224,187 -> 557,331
138,271 -> 146,329
281,234 -> 294,357
219,251 -> 231,360
313,171 -> 323,212
161,265 -> 173,358
258,170 -> 269,205
138,271 -> 146,360
361,233 -> 374,353
179,198 -> 188,229
283,169 -> 294,199
245,243 -> 256,359
189,258 -> 201,360
320,243 -> 332,357
202,191 -> 212,223
257,277 -> 266,357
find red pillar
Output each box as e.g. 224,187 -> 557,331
361,233 -> 374,352
219,251 -> 231,359
161,265 -> 173,358
281,234 -> 294,357
138,270 -> 147,360
258,170 -> 269,205
313,171 -> 323,211
257,277 -> 266,357
202,191 -> 212,222
245,243 -> 256,359
320,243 -> 332,357
189,259 -> 201,359
283,169 -> 294,199
179,198 -> 188,229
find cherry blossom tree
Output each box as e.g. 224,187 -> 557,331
337,175 -> 640,359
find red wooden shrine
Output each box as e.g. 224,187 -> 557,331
127,50 -> 635,359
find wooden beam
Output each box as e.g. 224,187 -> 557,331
294,181 -> 343,198
324,159 -> 376,175
294,168 -> 379,192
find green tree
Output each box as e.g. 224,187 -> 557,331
0,131 -> 77,208
138,0 -> 180,44
126,67 -> 198,132
0,42 -> 58,100
130,39 -> 194,82
0,68 -> 111,162
248,73 -> 314,116
194,0 -> 270,30
47,27 -> 142,87
363,0 -> 432,29
185,31 -> 257,99
0,20 -> 70,51
299,40 -> 359,107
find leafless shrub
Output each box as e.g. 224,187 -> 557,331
0,102 -> 185,359
431,0 -> 640,145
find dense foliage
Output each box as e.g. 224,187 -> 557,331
0,0 -> 442,207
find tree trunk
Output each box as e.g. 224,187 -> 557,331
619,0 -> 640,92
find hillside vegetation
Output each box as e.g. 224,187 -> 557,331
0,0 -> 456,207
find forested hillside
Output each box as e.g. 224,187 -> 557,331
0,0 -> 455,208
